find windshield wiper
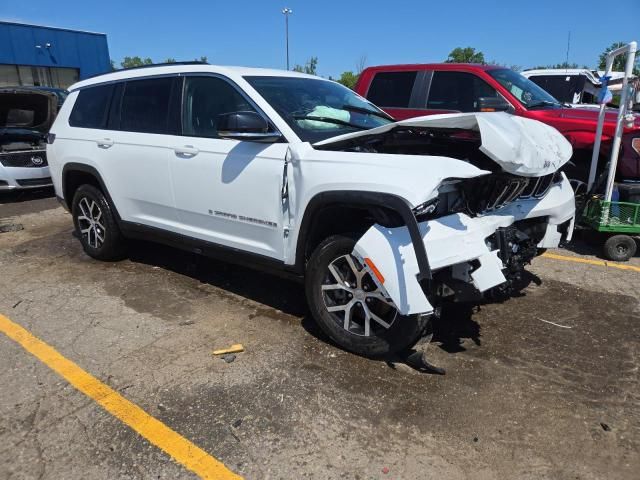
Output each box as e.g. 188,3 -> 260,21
527,100 -> 561,109
291,115 -> 369,130
340,104 -> 394,121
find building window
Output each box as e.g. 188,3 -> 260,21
0,65 -> 79,88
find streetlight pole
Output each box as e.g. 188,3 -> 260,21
282,8 -> 292,70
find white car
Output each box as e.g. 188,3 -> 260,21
0,88 -> 57,190
47,63 -> 575,357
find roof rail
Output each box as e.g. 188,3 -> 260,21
120,60 -> 209,71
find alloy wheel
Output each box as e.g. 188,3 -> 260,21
321,254 -> 397,337
77,197 -> 106,249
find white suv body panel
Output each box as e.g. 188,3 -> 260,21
48,64 -> 576,316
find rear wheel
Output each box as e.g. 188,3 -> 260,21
305,235 -> 429,357
72,184 -> 126,261
603,235 -> 637,262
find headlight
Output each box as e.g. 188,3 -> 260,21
632,138 -> 640,156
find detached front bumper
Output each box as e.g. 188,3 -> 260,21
353,175 -> 575,316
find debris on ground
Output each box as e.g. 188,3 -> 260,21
213,344 -> 244,355
221,354 -> 236,363
600,422 -> 611,432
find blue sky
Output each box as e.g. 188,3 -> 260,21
2,0 -> 639,76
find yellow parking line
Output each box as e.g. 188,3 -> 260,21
0,313 -> 242,480
541,252 -> 640,273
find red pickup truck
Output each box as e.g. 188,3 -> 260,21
355,63 -> 640,183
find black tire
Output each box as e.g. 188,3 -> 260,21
72,184 -> 126,261
603,235 -> 637,262
305,235 -> 429,357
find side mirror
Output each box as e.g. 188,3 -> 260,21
217,111 -> 282,142
477,96 -> 511,112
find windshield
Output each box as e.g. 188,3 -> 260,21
245,76 -> 394,143
488,69 -> 562,109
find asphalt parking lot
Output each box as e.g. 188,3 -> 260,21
1,188 -> 639,480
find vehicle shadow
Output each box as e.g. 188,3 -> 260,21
0,187 -> 57,218
126,239 -> 308,318
0,186 -> 55,204
125,240 -> 543,373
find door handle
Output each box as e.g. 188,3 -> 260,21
174,145 -> 199,157
97,138 -> 114,148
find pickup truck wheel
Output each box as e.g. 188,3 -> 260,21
306,235 -> 429,357
72,184 -> 126,261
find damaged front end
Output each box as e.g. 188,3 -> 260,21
315,113 -> 576,316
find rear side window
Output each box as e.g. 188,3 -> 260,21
427,71 -> 497,111
366,71 -> 417,108
120,77 -> 173,134
69,84 -> 114,129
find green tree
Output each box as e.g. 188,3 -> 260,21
598,42 -> 639,75
445,47 -> 485,64
293,56 -> 318,75
336,71 -> 359,90
164,58 -> 176,63
120,56 -> 153,69
196,56 -> 208,64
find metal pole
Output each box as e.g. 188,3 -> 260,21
286,14 -> 289,70
282,8 -> 292,70
604,41 -> 637,202
587,41 -> 638,194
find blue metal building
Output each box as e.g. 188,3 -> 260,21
0,21 -> 111,89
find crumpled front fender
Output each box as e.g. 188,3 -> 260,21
353,177 -> 576,316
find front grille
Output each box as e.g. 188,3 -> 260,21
463,173 -> 559,215
16,177 -> 52,187
0,150 -> 48,168
518,174 -> 554,199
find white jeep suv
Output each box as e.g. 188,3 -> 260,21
48,63 -> 575,357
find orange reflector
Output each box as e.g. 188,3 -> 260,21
480,108 -> 496,112
364,257 -> 385,284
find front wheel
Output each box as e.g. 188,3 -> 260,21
305,235 -> 429,357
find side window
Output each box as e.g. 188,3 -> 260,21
427,71 -> 498,112
120,77 -> 173,134
69,84 -> 114,129
182,76 -> 256,138
366,71 -> 418,108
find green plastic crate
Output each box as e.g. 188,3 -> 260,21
583,198 -> 640,234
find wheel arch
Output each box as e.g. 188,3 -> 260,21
61,163 -> 121,220
293,191 -> 429,280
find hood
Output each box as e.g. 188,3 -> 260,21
314,112 -> 573,176
0,88 -> 58,136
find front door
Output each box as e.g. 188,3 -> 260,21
169,75 -> 288,260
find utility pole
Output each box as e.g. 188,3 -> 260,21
282,8 -> 293,70
565,31 -> 571,70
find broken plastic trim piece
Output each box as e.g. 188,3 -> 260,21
377,195 -> 433,290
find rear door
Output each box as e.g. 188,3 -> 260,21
426,71 -> 500,113
168,74 -> 288,260
363,70 -> 428,120
99,76 -> 179,228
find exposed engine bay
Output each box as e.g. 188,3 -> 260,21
0,89 -> 56,182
